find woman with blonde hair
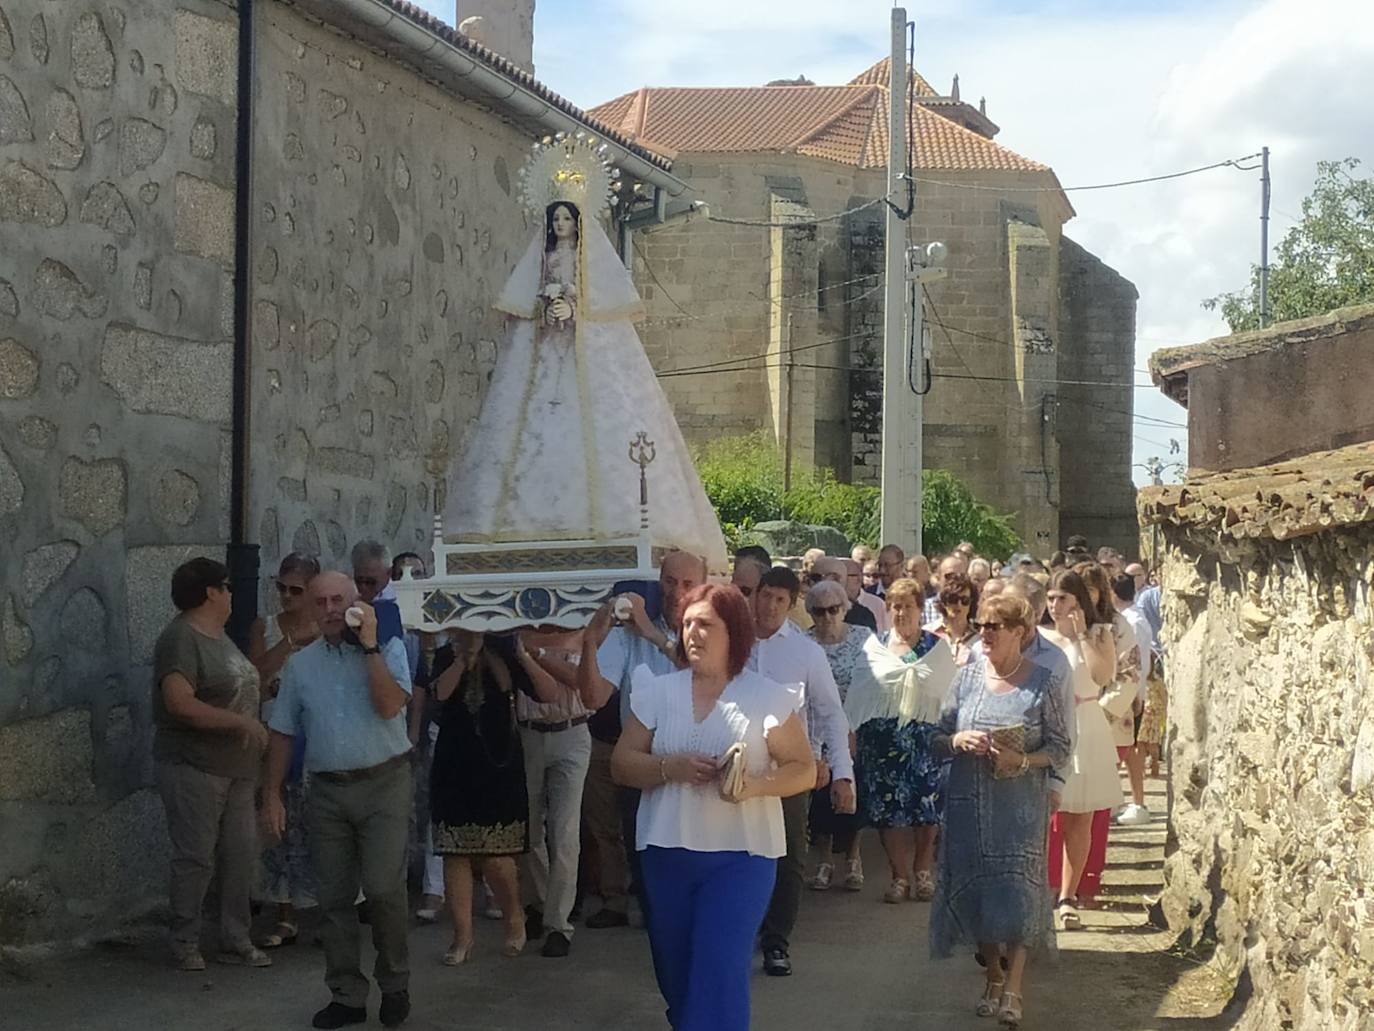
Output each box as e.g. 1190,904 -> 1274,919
846,578 -> 958,904
930,592 -> 1071,1027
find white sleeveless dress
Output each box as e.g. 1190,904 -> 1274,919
1055,626 -> 1124,814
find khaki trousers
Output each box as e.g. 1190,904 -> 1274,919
581,737 -> 629,912
308,761 -> 412,1007
155,761 -> 256,951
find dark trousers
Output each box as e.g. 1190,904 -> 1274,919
308,762 -> 412,1007
642,847 -> 776,1031
808,784 -> 860,855
619,785 -> 649,918
759,791 -> 809,951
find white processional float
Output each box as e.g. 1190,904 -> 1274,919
394,132 -> 727,633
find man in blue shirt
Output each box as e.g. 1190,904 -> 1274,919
265,571 -> 413,1030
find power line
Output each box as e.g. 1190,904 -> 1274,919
704,194 -> 891,228
908,152 -> 1263,194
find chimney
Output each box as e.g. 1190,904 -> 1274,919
455,0 -> 535,76
951,74 -> 960,101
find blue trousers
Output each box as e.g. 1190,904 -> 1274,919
640,846 -> 777,1031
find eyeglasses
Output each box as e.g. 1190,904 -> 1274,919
275,580 -> 305,597
810,604 -> 843,618
972,620 -> 1007,632
945,596 -> 972,606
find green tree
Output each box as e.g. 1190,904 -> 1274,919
691,433 -> 1021,559
1204,158 -> 1374,331
920,469 -> 1021,560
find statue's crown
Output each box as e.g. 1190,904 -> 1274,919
517,131 -> 623,218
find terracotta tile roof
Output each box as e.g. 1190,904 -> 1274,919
849,57 -> 939,97
1138,442 -> 1374,541
336,1 -> 673,171
588,83 -> 1049,173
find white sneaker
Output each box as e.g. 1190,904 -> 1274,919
1116,803 -> 1151,826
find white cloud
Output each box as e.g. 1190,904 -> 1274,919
418,0 -> 1374,487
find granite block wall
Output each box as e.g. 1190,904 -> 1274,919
0,0 -> 240,947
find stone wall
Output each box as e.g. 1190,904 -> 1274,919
249,2 -> 534,598
1155,520 -> 1374,1029
0,0 -> 240,947
1057,236 -> 1139,554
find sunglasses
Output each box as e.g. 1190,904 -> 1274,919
945,596 -> 972,606
972,620 -> 1007,632
276,580 -> 305,597
810,604 -> 844,618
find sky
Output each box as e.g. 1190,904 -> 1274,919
421,0 -> 1374,485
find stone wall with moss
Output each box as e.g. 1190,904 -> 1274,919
1155,521 -> 1374,1029
0,0 -> 241,948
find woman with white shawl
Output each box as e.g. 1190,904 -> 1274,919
844,577 -> 958,905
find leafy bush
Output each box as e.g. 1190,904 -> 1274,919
692,434 -> 1021,559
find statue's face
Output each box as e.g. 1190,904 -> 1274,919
551,205 -> 576,240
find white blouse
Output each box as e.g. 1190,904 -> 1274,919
630,666 -> 801,859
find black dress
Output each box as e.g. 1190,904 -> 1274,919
426,644 -> 530,857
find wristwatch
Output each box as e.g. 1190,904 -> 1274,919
361,644 -> 381,655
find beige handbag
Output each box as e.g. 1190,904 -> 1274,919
718,742 -> 747,801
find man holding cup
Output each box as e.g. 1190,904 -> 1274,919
265,572 -> 414,1029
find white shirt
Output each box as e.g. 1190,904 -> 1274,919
596,616 -> 678,726
748,621 -> 854,783
631,668 -> 797,858
1119,605 -> 1153,701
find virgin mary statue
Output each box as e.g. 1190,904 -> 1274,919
443,133 -> 727,572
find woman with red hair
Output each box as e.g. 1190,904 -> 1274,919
612,583 -> 815,1031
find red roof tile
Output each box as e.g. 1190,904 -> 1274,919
589,83 -> 1048,173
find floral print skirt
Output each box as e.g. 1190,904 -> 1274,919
856,718 -> 947,828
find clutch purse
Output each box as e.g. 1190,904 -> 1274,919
718,742 -> 747,801
989,724 -> 1026,779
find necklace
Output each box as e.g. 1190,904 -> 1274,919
988,656 -> 1025,682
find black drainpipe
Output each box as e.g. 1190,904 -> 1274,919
226,0 -> 259,650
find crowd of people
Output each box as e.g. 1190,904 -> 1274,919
148,532 -> 1165,1030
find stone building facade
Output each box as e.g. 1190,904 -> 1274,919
590,65 -> 1140,554
1140,309 -> 1374,1029
0,0 -> 677,949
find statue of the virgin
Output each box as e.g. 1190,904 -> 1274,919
443,133 -> 727,572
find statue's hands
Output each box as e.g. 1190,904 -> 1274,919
547,298 -> 574,323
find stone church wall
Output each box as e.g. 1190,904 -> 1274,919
1156,524 -> 1374,1029
1057,236 -> 1139,554
0,0 -> 241,948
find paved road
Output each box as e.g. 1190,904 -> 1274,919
3,777 -> 1232,1031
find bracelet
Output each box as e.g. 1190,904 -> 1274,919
658,757 -> 669,784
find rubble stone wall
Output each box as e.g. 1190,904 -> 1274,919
1158,525 -> 1374,1030
0,0 -> 241,948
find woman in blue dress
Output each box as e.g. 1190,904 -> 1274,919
844,578 -> 958,904
929,592 -> 1072,1028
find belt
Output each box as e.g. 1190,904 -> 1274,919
314,750 -> 412,785
518,715 -> 589,733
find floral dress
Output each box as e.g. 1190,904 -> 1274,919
855,630 -> 950,828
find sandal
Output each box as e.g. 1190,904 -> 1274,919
998,990 -> 1023,1027
883,878 -> 910,904
1057,897 -> 1082,930
976,980 -> 1005,1018
911,869 -> 936,902
500,932 -> 526,958
442,941 -> 473,966
256,922 -> 298,949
